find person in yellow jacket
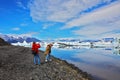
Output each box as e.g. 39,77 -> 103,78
44,43 -> 53,62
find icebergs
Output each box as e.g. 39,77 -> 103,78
11,41 -> 32,47
11,39 -> 120,49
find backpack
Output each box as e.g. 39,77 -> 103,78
32,50 -> 36,55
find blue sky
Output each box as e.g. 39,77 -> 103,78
0,0 -> 120,40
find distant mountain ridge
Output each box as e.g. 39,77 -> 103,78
0,34 -> 41,43
0,34 -> 114,44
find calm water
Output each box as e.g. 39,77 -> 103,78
42,47 -> 120,80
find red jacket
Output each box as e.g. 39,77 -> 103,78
32,43 -> 41,54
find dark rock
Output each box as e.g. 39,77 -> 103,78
0,46 -> 93,80
0,38 -> 10,46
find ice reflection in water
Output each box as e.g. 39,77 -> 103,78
50,46 -> 120,80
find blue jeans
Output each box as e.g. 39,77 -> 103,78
34,54 -> 40,65
45,54 -> 51,61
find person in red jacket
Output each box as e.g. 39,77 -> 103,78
32,42 -> 41,65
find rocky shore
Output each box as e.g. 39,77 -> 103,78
0,45 -> 93,80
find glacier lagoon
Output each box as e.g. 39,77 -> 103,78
12,42 -> 120,80
41,47 -> 120,80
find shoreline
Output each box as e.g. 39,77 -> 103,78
0,45 -> 93,80
52,56 -> 93,80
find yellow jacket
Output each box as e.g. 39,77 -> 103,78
44,44 -> 53,55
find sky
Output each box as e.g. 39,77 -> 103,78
0,0 -> 120,40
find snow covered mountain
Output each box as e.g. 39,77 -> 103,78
0,34 -> 41,43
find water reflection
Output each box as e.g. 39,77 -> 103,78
51,46 -> 120,80
113,48 -> 120,55
54,45 -> 120,55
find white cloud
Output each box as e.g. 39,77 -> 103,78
17,1 -> 27,9
42,22 -> 57,29
12,27 -> 20,31
20,23 -> 28,26
28,0 -> 107,22
7,32 -> 39,37
28,0 -> 120,39
64,1 -> 120,39
63,1 -> 120,28
19,32 -> 38,37
73,19 -> 120,38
